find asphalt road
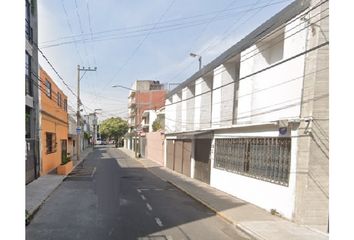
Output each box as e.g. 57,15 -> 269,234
26,145 -> 249,240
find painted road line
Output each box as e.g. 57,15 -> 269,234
146,203 -> 152,211
137,189 -> 142,193
91,167 -> 96,178
155,217 -> 163,227
141,195 -> 146,201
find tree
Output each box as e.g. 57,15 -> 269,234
152,115 -> 165,132
99,117 -> 128,142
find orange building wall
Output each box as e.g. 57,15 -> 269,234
39,67 -> 69,175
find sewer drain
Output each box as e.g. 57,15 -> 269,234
120,176 -> 143,181
64,167 -> 96,181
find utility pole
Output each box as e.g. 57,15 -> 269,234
76,65 -> 97,163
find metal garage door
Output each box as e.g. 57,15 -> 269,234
174,140 -> 183,174
182,140 -> 192,177
194,139 -> 212,184
166,140 -> 175,170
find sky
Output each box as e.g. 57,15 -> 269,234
37,0 -> 295,122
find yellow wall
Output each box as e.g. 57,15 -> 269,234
39,67 -> 69,175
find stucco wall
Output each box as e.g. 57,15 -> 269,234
145,132 -> 165,165
210,127 -> 298,219
40,114 -> 68,175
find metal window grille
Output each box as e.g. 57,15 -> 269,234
46,132 -> 57,154
214,137 -> 291,186
57,92 -> 62,107
45,80 -> 51,98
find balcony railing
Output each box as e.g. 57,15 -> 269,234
26,75 -> 33,96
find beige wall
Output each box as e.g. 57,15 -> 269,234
145,132 -> 165,165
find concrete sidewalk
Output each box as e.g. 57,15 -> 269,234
26,147 -> 93,223
119,148 -> 328,240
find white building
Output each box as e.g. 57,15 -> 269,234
165,0 -> 328,232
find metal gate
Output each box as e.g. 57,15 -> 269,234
174,140 -> 183,174
26,139 -> 37,184
140,136 -> 146,158
182,140 -> 192,177
166,140 -> 174,170
194,139 -> 212,184
166,139 -> 192,177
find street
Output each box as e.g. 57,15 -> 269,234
26,145 -> 249,240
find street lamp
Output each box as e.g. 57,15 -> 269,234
112,84 -> 139,158
190,52 -> 202,70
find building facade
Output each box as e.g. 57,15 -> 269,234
67,112 -> 77,160
25,0 -> 39,184
165,0 -> 328,232
39,67 -> 69,175
125,80 -> 166,153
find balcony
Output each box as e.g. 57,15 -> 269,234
26,76 -> 33,96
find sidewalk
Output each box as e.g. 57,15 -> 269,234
119,148 -> 328,240
26,147 -> 93,223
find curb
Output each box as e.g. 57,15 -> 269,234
117,148 -> 256,240
26,148 -> 93,226
64,147 -> 93,180
164,180 -> 257,240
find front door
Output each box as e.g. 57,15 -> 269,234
61,140 -> 67,163
194,139 -> 212,184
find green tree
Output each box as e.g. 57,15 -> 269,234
99,117 -> 129,142
152,115 -> 165,132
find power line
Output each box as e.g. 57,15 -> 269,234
35,44 -> 78,98
74,0 -> 90,66
100,0 -> 176,93
165,40 -> 329,108
60,0 -> 84,65
164,8 -> 328,97
40,0 -> 291,46
165,0 -> 283,84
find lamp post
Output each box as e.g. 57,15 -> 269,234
112,85 -> 139,158
190,53 -> 202,70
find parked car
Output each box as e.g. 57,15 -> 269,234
96,139 -> 102,145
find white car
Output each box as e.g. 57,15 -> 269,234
96,139 -> 102,145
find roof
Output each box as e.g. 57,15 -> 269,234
167,0 -> 310,98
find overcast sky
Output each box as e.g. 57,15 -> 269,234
37,0 -> 294,122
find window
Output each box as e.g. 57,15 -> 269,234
57,92 -> 62,107
214,137 -> 291,186
45,80 -> 51,98
25,51 -> 32,96
46,132 -> 56,154
25,0 -> 32,42
26,106 -> 31,138
64,99 -> 67,112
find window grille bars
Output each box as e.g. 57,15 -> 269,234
214,137 -> 291,186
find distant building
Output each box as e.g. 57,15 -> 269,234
125,80 -> 166,153
67,112 -> 77,160
165,0 -> 328,232
39,67 -> 69,175
83,113 -> 98,144
25,0 -> 40,183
